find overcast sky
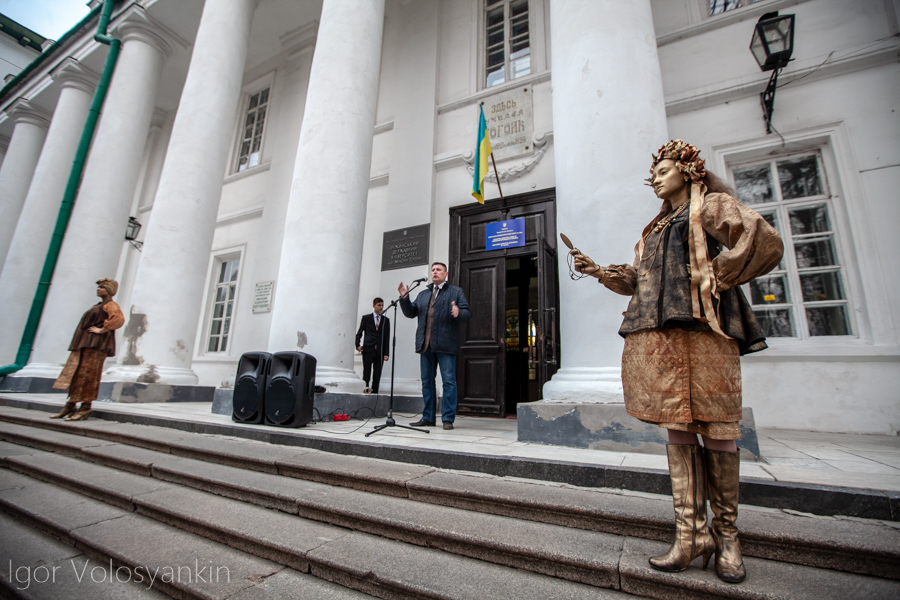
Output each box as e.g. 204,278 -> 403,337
0,0 -> 92,40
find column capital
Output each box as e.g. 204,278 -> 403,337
5,99 -> 51,129
50,57 -> 100,95
112,5 -> 188,60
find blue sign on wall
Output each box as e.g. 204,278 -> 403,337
486,218 -> 526,251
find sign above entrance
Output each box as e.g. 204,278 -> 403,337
382,224 -> 430,271
486,218 -> 526,251
483,86 -> 533,161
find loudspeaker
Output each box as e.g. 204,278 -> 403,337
265,351 -> 317,427
232,352 -> 272,423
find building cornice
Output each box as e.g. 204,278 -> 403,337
656,0 -> 812,47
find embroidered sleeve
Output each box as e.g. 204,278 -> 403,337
600,264 -> 638,296
102,302 -> 125,331
699,193 -> 784,291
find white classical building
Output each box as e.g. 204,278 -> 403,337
0,0 -> 897,435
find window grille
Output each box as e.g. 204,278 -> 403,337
236,88 -> 269,172
207,257 -> 240,353
485,0 -> 530,88
709,0 -> 765,16
731,153 -> 853,338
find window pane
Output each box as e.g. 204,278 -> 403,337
511,49 -> 531,79
230,259 -> 240,280
778,155 -> 822,199
223,319 -> 230,335
789,204 -> 831,236
216,286 -> 227,302
794,237 -> 837,268
511,0 -> 528,16
709,0 -> 741,16
228,285 -> 236,300
249,93 -> 259,109
207,337 -> 218,352
219,261 -> 229,283
750,275 -> 790,304
733,164 -> 773,204
800,271 -> 844,302
259,88 -> 269,104
806,305 -> 849,336
226,302 -> 233,317
755,309 -> 794,337
213,303 -> 224,318
221,335 -> 228,351
211,319 -> 222,335
486,65 -> 505,87
487,8 -> 504,28
487,49 -> 505,68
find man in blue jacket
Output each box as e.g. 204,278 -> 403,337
398,262 -> 471,430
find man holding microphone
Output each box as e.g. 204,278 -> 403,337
398,262 -> 471,430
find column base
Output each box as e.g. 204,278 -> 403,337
379,376 -> 423,397
104,364 -> 199,386
313,365 -> 366,394
542,367 -> 624,403
14,362 -> 65,380
98,381 -> 215,403
517,401 -> 761,461
0,375 -> 65,394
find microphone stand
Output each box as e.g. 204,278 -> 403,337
366,280 -> 429,437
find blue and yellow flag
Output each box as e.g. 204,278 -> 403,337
472,104 -> 493,204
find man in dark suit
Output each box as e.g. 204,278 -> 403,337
398,262 -> 471,430
355,297 -> 390,393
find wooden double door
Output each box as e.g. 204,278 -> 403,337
449,189 -> 560,417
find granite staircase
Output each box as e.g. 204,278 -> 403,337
0,405 -> 898,600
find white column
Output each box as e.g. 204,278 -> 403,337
21,11 -> 177,379
543,0 -> 669,402
375,0 -> 439,395
0,62 -> 96,366
0,99 -> 50,273
267,0 -> 385,391
106,0 -> 258,385
0,135 -> 9,169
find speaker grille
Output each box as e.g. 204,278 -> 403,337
265,378 -> 295,424
233,377 -> 261,420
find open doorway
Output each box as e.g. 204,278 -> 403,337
504,256 -> 540,414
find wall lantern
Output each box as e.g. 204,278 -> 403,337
125,216 -> 143,251
750,11 -> 795,133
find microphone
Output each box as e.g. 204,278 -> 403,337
412,277 -> 428,283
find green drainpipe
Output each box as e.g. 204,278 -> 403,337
0,0 -> 121,377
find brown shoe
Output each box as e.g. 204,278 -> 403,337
649,444 -> 715,573
50,402 -> 77,419
706,449 -> 746,583
65,402 -> 92,421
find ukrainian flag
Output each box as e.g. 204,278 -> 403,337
472,104 -> 493,204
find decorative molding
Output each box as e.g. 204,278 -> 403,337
436,71 -> 551,115
280,20 -> 318,61
369,170 -> 389,187
149,107 -> 168,131
665,39 -> 900,116
374,120 -> 394,134
5,98 -> 51,128
49,57 -> 99,94
0,134 -> 9,153
216,204 -> 264,226
223,161 -> 271,185
112,4 -> 189,59
441,130 -> 553,183
657,0 -> 812,47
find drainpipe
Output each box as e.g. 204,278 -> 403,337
0,0 -> 121,377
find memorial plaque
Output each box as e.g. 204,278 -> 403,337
381,224 -> 430,271
252,281 -> 275,313
483,86 -> 533,161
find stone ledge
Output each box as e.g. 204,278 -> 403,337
212,388 -> 425,421
517,402 -> 760,461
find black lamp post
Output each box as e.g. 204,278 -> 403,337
750,11 -> 795,133
125,216 -> 143,251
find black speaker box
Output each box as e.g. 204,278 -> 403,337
265,351 -> 317,427
232,351 -> 272,423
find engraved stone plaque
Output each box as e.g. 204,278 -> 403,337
252,281 -> 275,313
381,224 -> 430,271
483,86 -> 533,161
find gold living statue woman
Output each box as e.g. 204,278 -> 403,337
570,140 -> 783,584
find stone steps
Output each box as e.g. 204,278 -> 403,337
0,406 -> 897,580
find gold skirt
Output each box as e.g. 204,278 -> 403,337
622,328 -> 742,440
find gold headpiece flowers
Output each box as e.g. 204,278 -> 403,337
647,139 -> 707,183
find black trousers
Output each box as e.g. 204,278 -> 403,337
362,350 -> 384,392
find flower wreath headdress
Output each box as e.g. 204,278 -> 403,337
646,139 -> 707,184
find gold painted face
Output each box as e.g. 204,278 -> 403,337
649,158 -> 687,202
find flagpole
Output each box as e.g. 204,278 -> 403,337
490,153 -> 504,201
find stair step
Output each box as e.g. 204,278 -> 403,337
0,467 -> 622,600
2,409 -> 898,581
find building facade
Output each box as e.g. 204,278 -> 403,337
0,0 -> 897,434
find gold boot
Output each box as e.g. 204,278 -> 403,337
50,402 -> 77,419
706,449 -> 746,583
650,444 -> 715,572
65,402 -> 92,421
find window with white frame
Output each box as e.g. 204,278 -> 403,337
235,88 -> 269,172
730,152 -> 854,339
708,0 -> 765,16
484,0 -> 531,88
207,257 -> 240,353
